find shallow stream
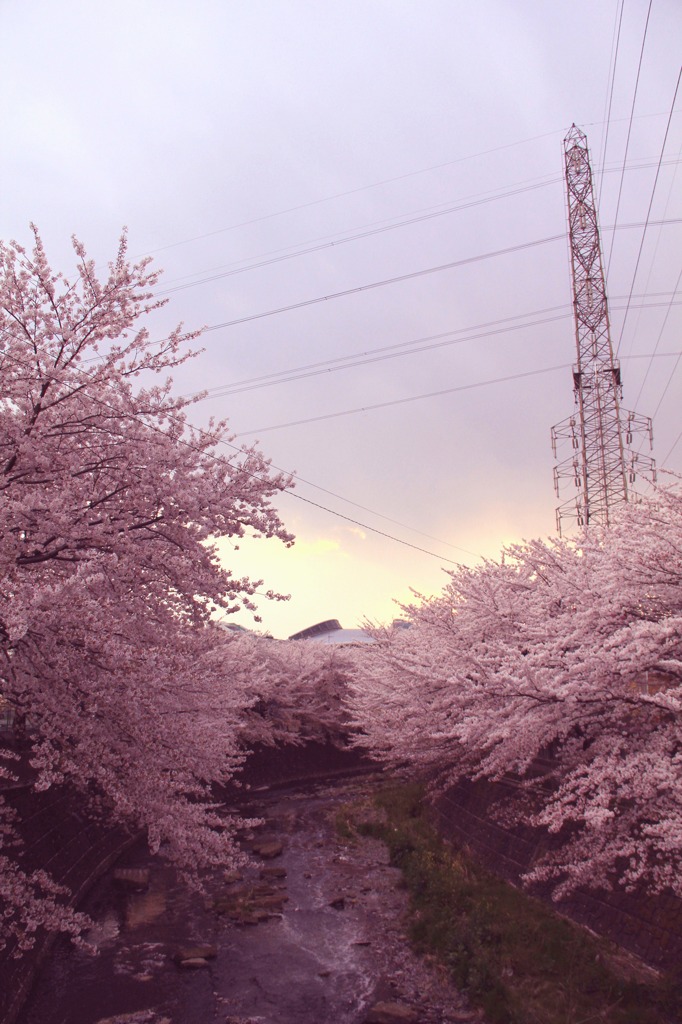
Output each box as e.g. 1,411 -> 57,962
19,776 -> 478,1024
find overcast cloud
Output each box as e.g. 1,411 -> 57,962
2,0 -> 680,636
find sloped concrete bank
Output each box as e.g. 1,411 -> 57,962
235,739 -> 373,791
0,781 -> 136,1024
433,776 -> 682,973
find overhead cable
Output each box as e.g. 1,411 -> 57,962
598,0 -> 626,207
155,159 -> 679,299
236,364 -> 571,436
189,307 -> 572,402
155,175 -> 560,297
202,234 -> 566,332
139,128 -> 566,258
637,265 -> 682,420
1,342 -> 470,567
606,0 -> 654,276
234,338 -> 681,438
189,292 -> 681,405
197,219 -> 678,335
139,114 -> 675,261
616,65 -> 682,356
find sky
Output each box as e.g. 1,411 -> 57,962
2,0 -> 681,638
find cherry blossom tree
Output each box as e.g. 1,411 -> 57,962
349,485 -> 682,898
227,633 -> 356,749
0,228 -> 294,951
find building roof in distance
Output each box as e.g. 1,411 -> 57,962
288,619 -> 374,645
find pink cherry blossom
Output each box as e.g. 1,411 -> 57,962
0,229 -> 305,951
349,483 -> 682,898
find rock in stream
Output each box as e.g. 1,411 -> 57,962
18,777 -> 481,1024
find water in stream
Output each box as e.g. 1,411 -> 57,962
19,777 -> 478,1024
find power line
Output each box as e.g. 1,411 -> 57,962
211,432 -> 478,560
261,465 -> 479,557
188,306 -> 573,402
624,135 -> 682,377
236,363 -> 571,437
195,218 -> 677,335
277,490 -> 467,564
82,234 -> 565,367
82,208 -> 681,373
663,427 -> 682,463
616,65 -> 682,356
186,291 -> 679,405
155,175 -> 561,298
233,333 -> 682,438
637,264 -> 682,419
0,340 -> 471,569
627,350 -> 682,360
137,114 -> 676,261
598,0 -> 626,207
202,234 -> 566,332
606,0 -> 654,276
154,157 -> 679,301
139,127 -> 566,258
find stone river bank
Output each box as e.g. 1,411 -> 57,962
18,774 -> 482,1024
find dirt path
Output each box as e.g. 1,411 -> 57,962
19,776 -> 480,1024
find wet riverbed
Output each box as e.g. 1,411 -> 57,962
19,776 -> 480,1024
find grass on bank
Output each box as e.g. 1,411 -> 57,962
340,783 -> 680,1024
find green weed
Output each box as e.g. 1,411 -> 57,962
333,803 -> 359,843
353,783 -> 680,1024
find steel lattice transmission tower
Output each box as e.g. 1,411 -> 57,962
551,124 -> 655,533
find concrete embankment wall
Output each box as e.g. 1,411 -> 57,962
432,775 -> 682,973
235,739 -> 373,791
0,783 -> 134,1024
